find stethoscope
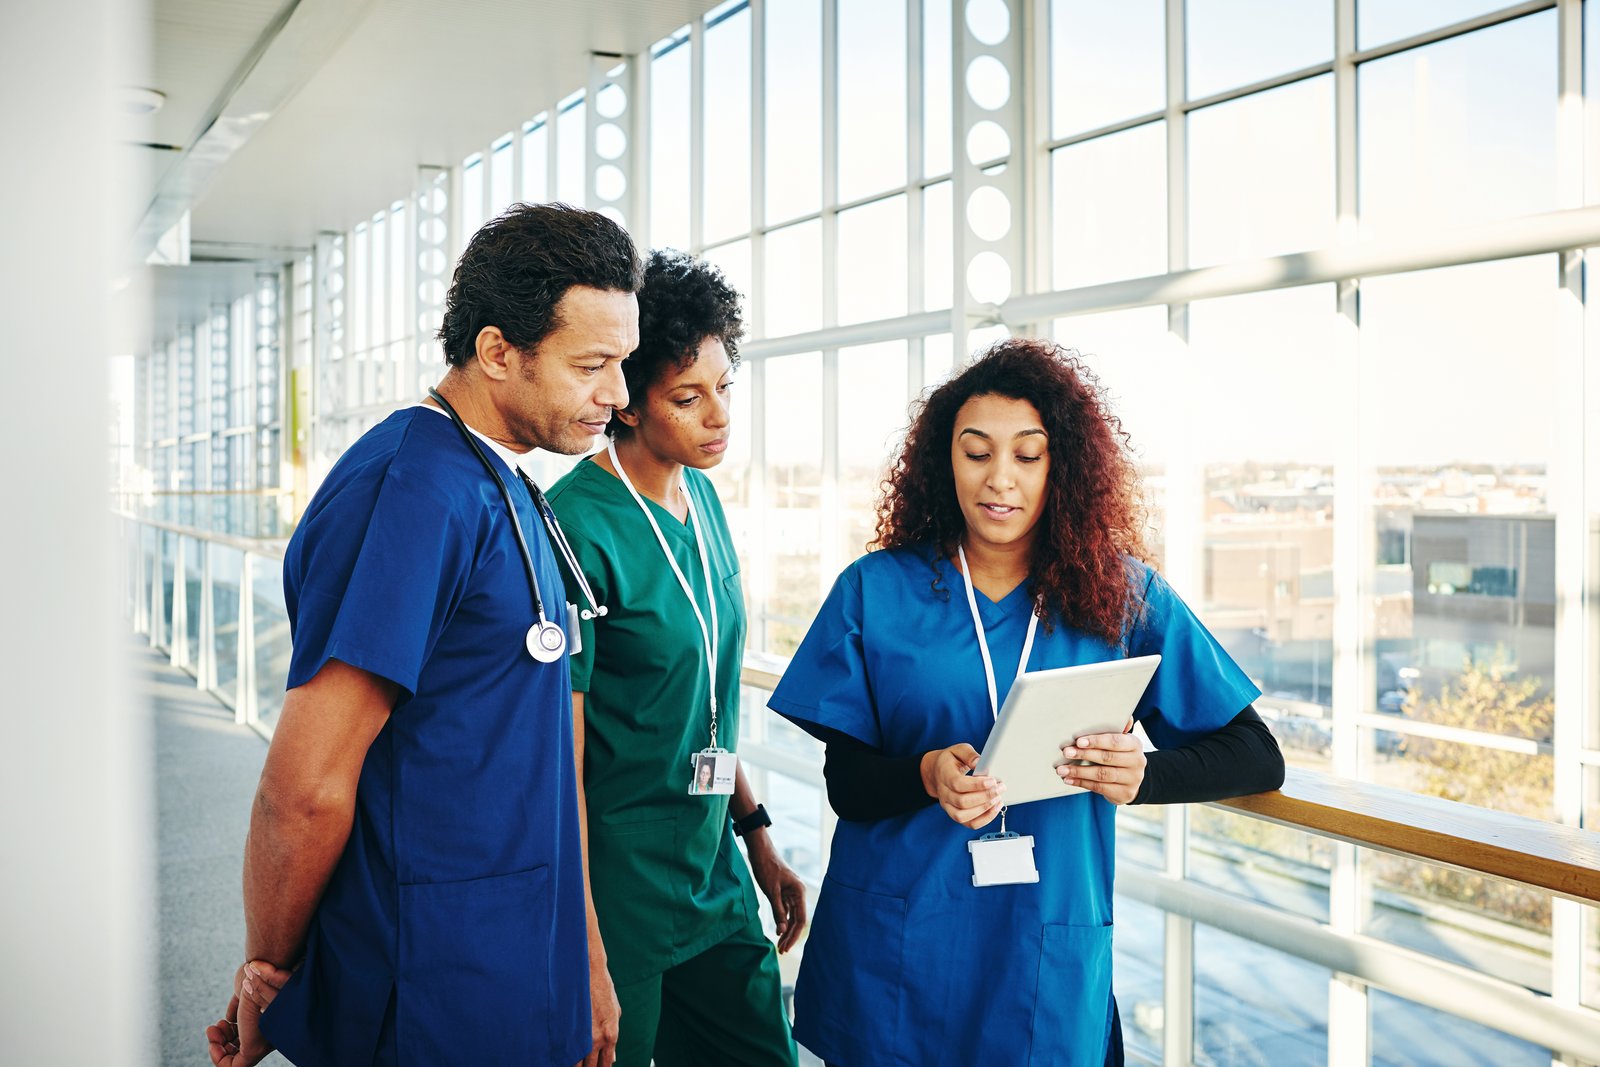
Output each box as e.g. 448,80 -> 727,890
426,388 -> 606,662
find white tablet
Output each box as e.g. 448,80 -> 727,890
974,654 -> 1162,807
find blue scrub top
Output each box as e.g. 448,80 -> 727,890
259,407 -> 591,1067
768,546 -> 1259,1067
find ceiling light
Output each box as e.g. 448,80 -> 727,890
119,88 -> 166,115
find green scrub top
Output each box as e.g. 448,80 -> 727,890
546,457 -> 756,985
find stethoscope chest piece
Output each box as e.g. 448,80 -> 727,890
526,620 -> 567,662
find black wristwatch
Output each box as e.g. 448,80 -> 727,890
732,803 -> 772,837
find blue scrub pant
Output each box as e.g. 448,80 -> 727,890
612,912 -> 797,1067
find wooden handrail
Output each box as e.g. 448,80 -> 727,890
742,662 -> 1600,905
1221,768 -> 1600,905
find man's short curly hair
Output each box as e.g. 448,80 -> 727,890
614,249 -> 744,437
436,202 -> 642,368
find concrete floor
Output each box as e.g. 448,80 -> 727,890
144,640 -> 820,1067
142,640 -> 289,1066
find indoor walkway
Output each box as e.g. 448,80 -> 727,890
143,639 -> 288,1066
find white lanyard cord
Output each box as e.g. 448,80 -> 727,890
607,440 -> 722,749
957,544 -> 1039,722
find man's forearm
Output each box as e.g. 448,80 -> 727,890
242,784 -> 359,967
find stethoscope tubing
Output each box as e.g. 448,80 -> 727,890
425,388 -> 604,629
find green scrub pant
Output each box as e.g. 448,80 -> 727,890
612,912 -> 798,1067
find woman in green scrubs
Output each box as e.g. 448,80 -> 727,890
547,249 -> 806,1067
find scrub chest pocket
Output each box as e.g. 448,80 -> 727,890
397,864 -> 555,1064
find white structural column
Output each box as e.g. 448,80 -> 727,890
311,232 -> 348,473
414,165 -> 451,391
134,350 -> 151,488
588,53 -> 637,230
1551,0 -> 1587,1032
953,0 -> 1025,352
151,341 -> 171,491
747,0 -> 765,340
176,327 -> 197,497
208,304 -> 232,500
1159,0 -> 1198,1064
1327,0 -> 1371,1061
255,272 -> 282,497
905,0 -> 925,398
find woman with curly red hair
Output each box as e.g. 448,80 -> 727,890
768,337 -> 1284,1067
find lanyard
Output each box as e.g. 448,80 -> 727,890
957,544 -> 1039,721
607,439 -> 722,749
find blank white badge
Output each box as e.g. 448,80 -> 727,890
969,834 -> 1040,887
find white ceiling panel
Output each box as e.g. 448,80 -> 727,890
189,0 -> 713,250
147,0 -> 294,148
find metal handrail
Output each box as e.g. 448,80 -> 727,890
115,512 -> 287,561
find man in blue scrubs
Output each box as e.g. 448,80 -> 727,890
204,203 -> 641,1066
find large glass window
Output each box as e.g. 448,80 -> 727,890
1363,850 -> 1553,998
1052,121 -> 1166,288
763,351 -> 824,655
763,219 -> 823,337
1052,306 -> 1172,569
922,180 -> 953,311
521,117 -> 548,204
1359,257 -> 1557,817
1358,0 -> 1513,50
650,33 -> 692,252
703,6 -> 752,244
922,0 -> 953,176
1112,895 -> 1165,1061
1358,12 -> 1557,240
1369,989 -> 1549,1065
838,0 -> 908,203
1188,75 -> 1334,267
488,133 -> 514,218
837,341 -> 909,566
764,0 -> 821,225
1050,0 -> 1165,138
1187,0 -> 1331,100
460,154 -> 484,239
1190,285 -> 1339,757
704,239 -> 753,314
1194,924 -> 1330,1064
837,195 -> 908,325
557,94 -> 587,206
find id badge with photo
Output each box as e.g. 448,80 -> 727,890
969,832 -> 1039,887
689,748 -> 737,795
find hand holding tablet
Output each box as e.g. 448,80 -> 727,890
973,655 -> 1161,807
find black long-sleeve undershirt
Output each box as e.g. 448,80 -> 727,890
815,706 -> 1286,822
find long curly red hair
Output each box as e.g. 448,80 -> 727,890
873,337 -> 1152,642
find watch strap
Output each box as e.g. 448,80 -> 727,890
732,802 -> 772,837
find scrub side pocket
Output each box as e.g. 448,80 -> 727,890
396,865 -> 553,1064
258,915 -> 394,1067
792,878 -> 908,1064
1028,921 -> 1114,1067
589,817 -> 677,986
